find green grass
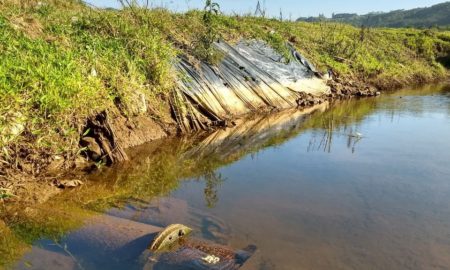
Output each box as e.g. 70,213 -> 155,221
0,0 -> 449,169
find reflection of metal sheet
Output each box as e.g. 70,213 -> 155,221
175,40 -> 330,132
185,103 -> 328,160
99,102 -> 330,193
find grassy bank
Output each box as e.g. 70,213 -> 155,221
0,0 -> 449,176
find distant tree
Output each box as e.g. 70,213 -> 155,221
297,2 -> 450,28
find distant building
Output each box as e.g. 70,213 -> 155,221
297,14 -> 327,22
332,13 -> 358,20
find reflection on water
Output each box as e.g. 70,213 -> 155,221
4,84 -> 450,270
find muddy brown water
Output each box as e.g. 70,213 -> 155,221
11,84 -> 450,270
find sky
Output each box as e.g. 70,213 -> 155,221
85,0 -> 448,19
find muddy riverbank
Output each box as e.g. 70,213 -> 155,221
0,72 -> 383,205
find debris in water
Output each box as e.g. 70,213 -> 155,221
349,132 -> 363,138
150,224 -> 192,251
54,179 -> 84,189
147,239 -> 257,269
202,254 -> 220,264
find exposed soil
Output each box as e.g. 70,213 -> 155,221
0,110 -> 176,204
0,172 -> 60,204
296,75 -> 380,110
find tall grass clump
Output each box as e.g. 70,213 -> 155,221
191,0 -> 223,65
0,12 -> 108,155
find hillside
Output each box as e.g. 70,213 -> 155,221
297,2 -> 450,28
0,0 -> 449,196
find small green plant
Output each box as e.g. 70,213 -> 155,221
0,188 -> 15,200
193,0 -> 224,65
203,0 -> 220,45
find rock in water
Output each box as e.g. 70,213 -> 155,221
150,224 -> 192,251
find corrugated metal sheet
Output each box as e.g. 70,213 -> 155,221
173,40 -> 330,132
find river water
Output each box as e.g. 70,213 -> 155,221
11,84 -> 450,270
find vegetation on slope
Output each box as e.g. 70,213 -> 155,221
297,1 -> 450,28
0,0 -> 449,175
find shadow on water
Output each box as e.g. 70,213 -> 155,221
1,83 -> 450,269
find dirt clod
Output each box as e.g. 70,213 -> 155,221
53,179 -> 84,189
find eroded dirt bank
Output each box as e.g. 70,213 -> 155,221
0,38 -> 378,203
0,73 -> 439,207
0,77 -> 380,204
